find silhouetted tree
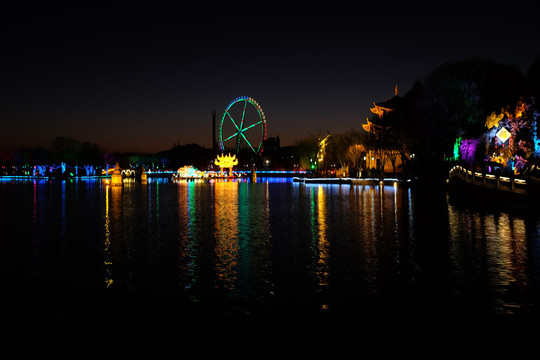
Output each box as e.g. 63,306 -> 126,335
78,142 -> 103,165
51,137 -> 80,164
480,62 -> 525,115
423,59 -> 492,139
295,136 -> 318,172
526,54 -> 540,112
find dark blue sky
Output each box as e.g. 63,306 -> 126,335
2,5 -> 538,153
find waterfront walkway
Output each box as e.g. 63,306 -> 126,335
447,165 -> 528,195
293,177 -> 403,185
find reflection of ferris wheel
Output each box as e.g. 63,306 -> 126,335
219,96 -> 267,156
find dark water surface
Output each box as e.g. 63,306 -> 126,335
2,177 -> 540,357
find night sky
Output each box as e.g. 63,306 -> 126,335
2,5 -> 538,153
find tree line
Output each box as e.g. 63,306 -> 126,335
0,137 -> 213,176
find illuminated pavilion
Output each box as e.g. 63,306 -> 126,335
362,86 -> 408,175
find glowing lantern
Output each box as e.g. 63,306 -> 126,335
495,127 -> 511,143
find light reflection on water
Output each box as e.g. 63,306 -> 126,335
1,177 -> 540,316
448,200 -> 531,313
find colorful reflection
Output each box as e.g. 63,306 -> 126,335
211,181 -> 273,303
214,181 -> 240,290
177,180 -> 200,299
4,177 -> 540,330
18,177 -> 531,318
314,183 -> 413,296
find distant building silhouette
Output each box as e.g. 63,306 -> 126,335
212,110 -> 217,152
262,136 -> 280,170
263,135 -> 280,152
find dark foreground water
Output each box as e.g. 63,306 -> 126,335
2,177 -> 540,357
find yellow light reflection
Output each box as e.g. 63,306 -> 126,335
484,214 -> 527,292
103,184 -> 115,288
214,181 -> 239,290
316,185 -> 330,288
447,200 -> 528,313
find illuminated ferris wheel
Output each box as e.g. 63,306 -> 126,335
219,96 -> 267,156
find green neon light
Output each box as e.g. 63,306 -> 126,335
223,133 -> 238,143
219,96 -> 267,154
225,110 -> 240,131
241,132 -> 255,152
453,136 -> 462,160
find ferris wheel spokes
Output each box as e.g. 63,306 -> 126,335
222,126 -> 258,153
219,96 -> 267,155
223,111 -> 262,152
236,100 -> 249,150
224,110 -> 240,132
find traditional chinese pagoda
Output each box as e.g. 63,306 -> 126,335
370,85 -> 401,119
361,86 -> 408,176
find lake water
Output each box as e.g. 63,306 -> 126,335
2,177 -> 540,356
